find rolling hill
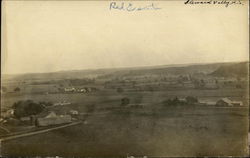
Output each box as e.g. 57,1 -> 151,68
210,62 -> 249,78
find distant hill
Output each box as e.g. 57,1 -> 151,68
111,63 -> 223,77
2,61 -> 248,82
210,62 -> 249,78
103,62 -> 245,78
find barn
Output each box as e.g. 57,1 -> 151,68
216,98 -> 233,107
36,111 -> 72,127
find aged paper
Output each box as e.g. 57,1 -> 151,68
1,0 -> 249,157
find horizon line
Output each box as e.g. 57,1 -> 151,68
2,60 -> 249,76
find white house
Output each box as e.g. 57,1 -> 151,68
216,98 -> 233,106
216,98 -> 243,107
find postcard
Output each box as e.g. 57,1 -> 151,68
1,0 -> 249,157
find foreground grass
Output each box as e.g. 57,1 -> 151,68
1,107 -> 248,157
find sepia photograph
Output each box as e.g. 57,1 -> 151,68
1,0 -> 249,157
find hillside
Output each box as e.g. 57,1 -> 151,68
210,62 -> 249,78
2,61 -> 248,82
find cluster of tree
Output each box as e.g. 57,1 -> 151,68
1,87 -> 21,93
117,87 -> 124,93
14,87 -> 21,92
121,97 -> 130,106
12,100 -> 45,118
30,81 -> 56,85
192,79 -> 206,89
1,86 -> 7,92
163,96 -> 198,106
177,75 -> 190,84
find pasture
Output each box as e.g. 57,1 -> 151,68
1,107 -> 248,157
1,71 -> 248,156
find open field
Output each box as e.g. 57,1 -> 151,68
1,107 -> 248,157
1,87 -> 247,110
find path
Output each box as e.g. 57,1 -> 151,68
0,121 -> 82,142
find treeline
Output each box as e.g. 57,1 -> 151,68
163,96 -> 198,106
30,78 -> 95,86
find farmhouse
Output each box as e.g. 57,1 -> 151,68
78,88 -> 87,93
64,87 -> 76,92
53,101 -> 71,106
199,100 -> 216,106
69,110 -> 79,115
36,111 -> 72,127
1,109 -> 14,118
216,98 -> 243,107
231,101 -> 243,106
216,98 -> 233,106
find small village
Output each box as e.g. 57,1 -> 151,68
0,62 -> 248,156
0,93 -> 245,140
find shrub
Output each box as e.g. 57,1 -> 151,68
185,96 -> 198,104
121,97 -> 130,106
117,87 -> 124,93
14,87 -> 21,92
163,97 -> 185,106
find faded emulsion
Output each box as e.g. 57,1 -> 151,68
109,2 -> 161,11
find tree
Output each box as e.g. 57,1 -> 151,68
1,86 -> 7,92
236,84 -> 242,89
14,87 -> 21,92
185,96 -> 198,104
148,86 -> 154,92
121,97 -> 130,106
163,97 -> 184,106
200,79 -> 206,88
193,79 -> 206,89
172,97 -> 180,105
12,100 -> 45,118
215,79 -> 218,84
117,87 -> 124,93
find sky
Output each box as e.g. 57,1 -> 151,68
2,1 -> 249,74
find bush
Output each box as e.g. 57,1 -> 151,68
117,87 -> 124,93
121,97 -> 130,106
185,96 -> 198,104
1,86 -> 7,92
14,87 -> 21,92
163,97 -> 185,106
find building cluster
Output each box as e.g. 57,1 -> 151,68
164,96 -> 244,107
53,101 -> 71,106
0,106 -> 81,127
35,111 -> 72,126
215,98 -> 243,107
64,87 -> 97,93
15,109 -> 81,127
200,98 -> 244,107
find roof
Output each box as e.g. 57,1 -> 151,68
220,98 -> 233,104
36,111 -> 57,118
232,101 -> 243,105
200,101 -> 216,105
